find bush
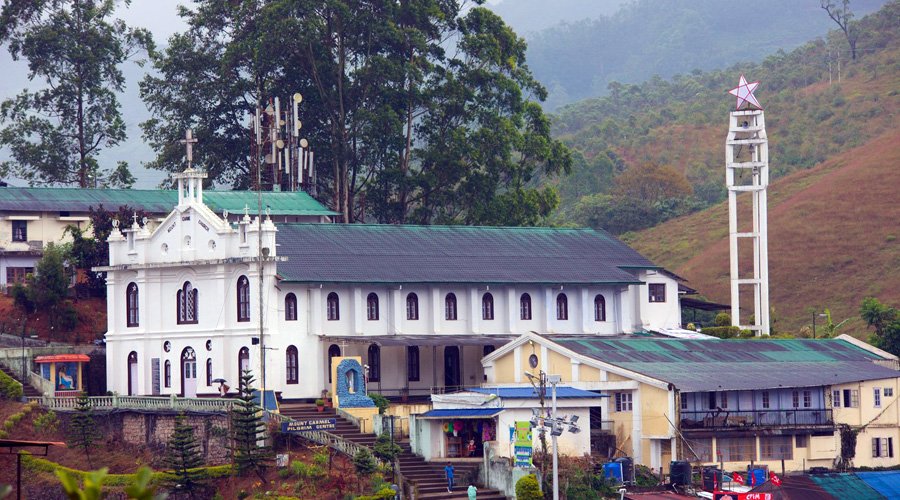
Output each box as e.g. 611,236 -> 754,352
714,313 -> 732,327
369,393 -> 390,414
700,326 -> 741,339
34,411 -> 60,434
516,474 -> 542,500
356,487 -> 397,500
373,433 -> 402,463
0,369 -> 24,400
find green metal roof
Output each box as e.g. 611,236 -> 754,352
550,337 -> 898,392
810,474 -> 886,499
0,187 -> 336,216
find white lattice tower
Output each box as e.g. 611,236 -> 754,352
726,109 -> 770,335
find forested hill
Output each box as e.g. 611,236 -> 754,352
546,0 -> 899,237
547,1 -> 900,333
525,0 -> 888,109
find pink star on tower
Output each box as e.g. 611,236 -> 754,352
728,74 -> 762,110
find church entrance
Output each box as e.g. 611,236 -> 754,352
444,346 -> 460,389
238,346 -> 250,389
181,347 -> 197,397
127,351 -> 138,396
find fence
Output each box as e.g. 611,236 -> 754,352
680,409 -> 834,429
28,394 -> 234,412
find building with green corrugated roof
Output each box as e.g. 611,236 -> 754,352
0,185 -> 335,287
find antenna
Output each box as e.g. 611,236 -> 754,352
249,92 -> 313,194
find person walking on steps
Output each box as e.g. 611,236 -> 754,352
444,462 -> 455,492
468,482 -> 478,499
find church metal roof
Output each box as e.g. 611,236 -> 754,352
275,223 -> 657,284
550,337 -> 900,392
0,187 -> 336,216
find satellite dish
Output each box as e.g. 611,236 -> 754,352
299,138 -> 309,148
293,93 -> 302,103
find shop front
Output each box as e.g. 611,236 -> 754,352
412,408 -> 503,460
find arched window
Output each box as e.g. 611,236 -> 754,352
326,292 -> 340,321
368,344 -> 381,382
177,281 -> 198,324
406,293 -> 419,320
327,344 -> 341,383
520,293 -> 532,320
126,282 -> 139,327
556,293 -> 568,320
286,345 -> 299,384
367,293 -> 379,321
237,275 -> 250,322
445,293 -> 457,320
594,294 -> 606,322
285,293 -> 298,321
482,293 -> 494,320
407,346 -> 420,382
164,360 -> 171,388
206,358 -> 212,386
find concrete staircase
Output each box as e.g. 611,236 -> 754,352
279,403 -> 507,499
0,364 -> 41,398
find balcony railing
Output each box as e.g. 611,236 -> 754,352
680,408 -> 833,430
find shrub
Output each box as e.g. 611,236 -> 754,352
516,474 -> 542,500
356,487 -> 397,500
714,313 -> 732,326
34,410 -> 60,434
700,326 -> 741,339
0,369 -> 24,400
369,393 -> 390,414
373,433 -> 402,463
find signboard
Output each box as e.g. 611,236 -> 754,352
513,421 -> 533,467
282,418 -> 337,433
713,493 -> 772,500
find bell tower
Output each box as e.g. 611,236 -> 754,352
725,75 -> 770,335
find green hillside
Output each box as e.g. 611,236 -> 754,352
547,0 -> 900,238
546,1 -> 900,333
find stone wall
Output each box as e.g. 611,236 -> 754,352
63,410 -> 231,465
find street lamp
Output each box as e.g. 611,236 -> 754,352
525,371 -> 580,500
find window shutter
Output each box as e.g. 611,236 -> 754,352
615,393 -> 622,412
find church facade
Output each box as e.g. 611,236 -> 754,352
100,168 -> 683,400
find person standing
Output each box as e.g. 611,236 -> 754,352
444,462 -> 455,492
467,482 -> 478,499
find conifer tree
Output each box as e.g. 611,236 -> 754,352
165,414 -> 205,497
68,392 -> 99,468
229,370 -> 272,479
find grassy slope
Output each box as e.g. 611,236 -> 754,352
626,128 -> 900,334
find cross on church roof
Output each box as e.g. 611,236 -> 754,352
180,128 -> 199,168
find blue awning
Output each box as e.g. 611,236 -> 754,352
418,408 -> 504,419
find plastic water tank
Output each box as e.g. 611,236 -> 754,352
670,460 -> 692,486
702,467 -> 723,491
603,462 -> 623,483
614,457 -> 634,484
748,468 -> 767,486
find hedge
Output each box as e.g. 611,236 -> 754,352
699,326 -> 743,339
0,369 -> 23,400
21,453 -> 233,487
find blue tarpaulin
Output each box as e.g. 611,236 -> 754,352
856,471 -> 900,498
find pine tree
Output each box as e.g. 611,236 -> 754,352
68,392 -> 99,468
165,414 -> 205,497
229,370 -> 272,479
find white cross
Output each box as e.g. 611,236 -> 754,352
180,128 -> 199,168
243,204 -> 250,217
132,212 -> 139,228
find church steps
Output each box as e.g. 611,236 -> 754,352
0,365 -> 41,398
277,403 -> 508,499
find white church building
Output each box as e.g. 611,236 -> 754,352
99,167 -> 683,400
